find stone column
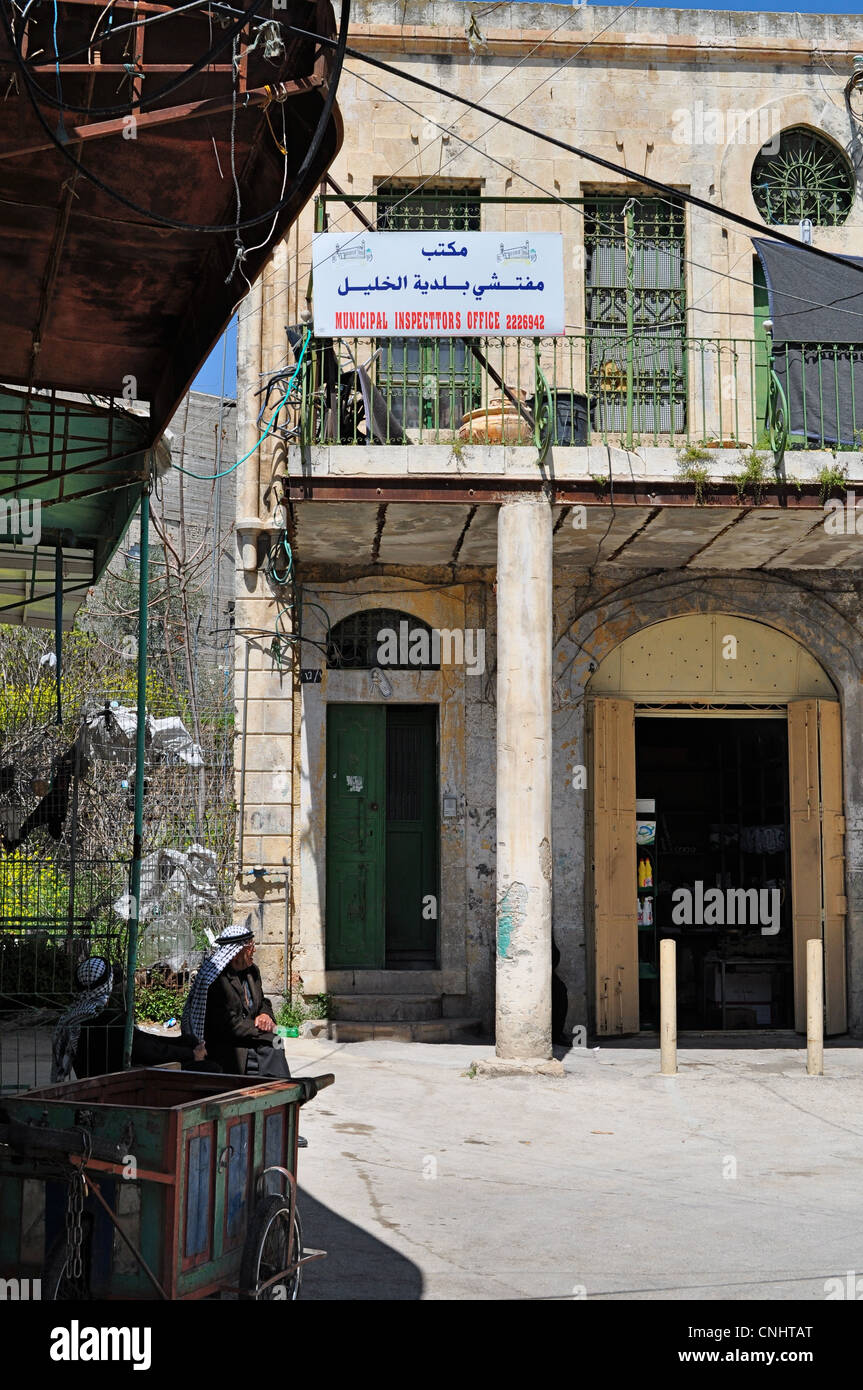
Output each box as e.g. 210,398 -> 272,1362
495,493 -> 553,1060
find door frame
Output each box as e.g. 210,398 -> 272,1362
588,696 -> 847,1035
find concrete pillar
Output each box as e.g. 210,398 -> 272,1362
495,493 -> 553,1060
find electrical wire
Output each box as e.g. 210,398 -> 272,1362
229,0 -> 643,325
161,0 -> 668,448
287,21 -> 863,280
166,10 -> 863,457
348,67 -> 863,329
14,0 -> 267,118
0,0 -> 349,234
173,328 -> 310,479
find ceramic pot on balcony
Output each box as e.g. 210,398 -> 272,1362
458,393 -> 533,444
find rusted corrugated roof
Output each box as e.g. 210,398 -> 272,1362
0,0 -> 342,627
0,0 -> 343,444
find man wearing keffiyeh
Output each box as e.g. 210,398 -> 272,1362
182,920 -> 290,1077
51,956 -> 114,1083
51,955 -> 207,1079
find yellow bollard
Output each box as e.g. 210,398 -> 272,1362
807,938 -> 824,1076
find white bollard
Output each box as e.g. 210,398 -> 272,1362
660,937 -> 677,1076
807,938 -> 824,1076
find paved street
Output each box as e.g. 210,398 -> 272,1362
288,1037 -> 863,1301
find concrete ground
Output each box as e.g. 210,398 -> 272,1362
286,1036 -> 863,1301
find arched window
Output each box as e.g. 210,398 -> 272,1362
751,127 -> 854,227
326,609 -> 440,670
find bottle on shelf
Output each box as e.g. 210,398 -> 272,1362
638,855 -> 654,889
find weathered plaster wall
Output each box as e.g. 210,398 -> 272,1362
464,578 -> 497,1030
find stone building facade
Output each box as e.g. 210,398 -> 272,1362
233,2 -> 863,1054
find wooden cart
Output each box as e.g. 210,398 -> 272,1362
0,1066 -> 334,1300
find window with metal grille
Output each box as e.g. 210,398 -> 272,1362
326,609 -> 440,670
584,197 -> 687,437
376,185 -> 482,431
751,128 -> 854,227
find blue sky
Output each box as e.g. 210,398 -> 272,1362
192,315 -> 237,397
610,0 -> 858,8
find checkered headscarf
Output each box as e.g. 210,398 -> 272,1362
181,922 -> 255,1044
51,956 -> 114,1083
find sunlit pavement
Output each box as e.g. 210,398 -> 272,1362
286,1036 -> 863,1301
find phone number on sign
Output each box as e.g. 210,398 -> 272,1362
505,313 -> 545,331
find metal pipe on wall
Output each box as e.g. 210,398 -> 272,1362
123,485 -> 150,1069
236,636 -> 251,873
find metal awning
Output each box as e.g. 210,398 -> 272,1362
0,385 -> 158,626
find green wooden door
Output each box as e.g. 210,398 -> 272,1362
326,705 -> 386,968
385,706 -> 439,966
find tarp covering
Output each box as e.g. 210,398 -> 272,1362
752,239 -> 863,344
753,238 -> 863,446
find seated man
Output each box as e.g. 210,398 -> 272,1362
182,921 -> 291,1079
52,956 -> 207,1082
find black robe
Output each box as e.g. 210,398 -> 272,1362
203,962 -> 278,1075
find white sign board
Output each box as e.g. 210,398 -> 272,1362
313,231 -> 565,337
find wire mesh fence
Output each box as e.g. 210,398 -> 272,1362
0,532 -> 235,1093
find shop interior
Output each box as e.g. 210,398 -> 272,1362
635,715 -> 793,1032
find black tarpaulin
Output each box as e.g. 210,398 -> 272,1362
753,238 -> 863,446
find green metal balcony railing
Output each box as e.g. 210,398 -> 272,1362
290,334 -> 863,458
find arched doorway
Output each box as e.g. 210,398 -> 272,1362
586,615 -> 845,1037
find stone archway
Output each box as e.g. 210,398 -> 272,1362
552,574 -> 863,1037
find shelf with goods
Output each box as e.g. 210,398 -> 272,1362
636,803 -> 658,988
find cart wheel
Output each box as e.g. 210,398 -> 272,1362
239,1194 -> 303,1301
43,1218 -> 93,1301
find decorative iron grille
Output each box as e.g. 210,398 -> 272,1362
326,609 -> 440,670
584,197 -> 687,438
751,128 -> 854,227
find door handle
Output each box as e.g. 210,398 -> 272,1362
370,802 -> 379,811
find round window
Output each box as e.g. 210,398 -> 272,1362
751,127 -> 854,226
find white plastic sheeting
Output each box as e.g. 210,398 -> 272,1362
113,844 -> 220,969
78,705 -> 204,768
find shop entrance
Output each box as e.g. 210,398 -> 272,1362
634,716 -> 793,1031
587,614 -> 847,1038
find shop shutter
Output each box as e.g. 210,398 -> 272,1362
788,700 -> 846,1033
591,697 -> 638,1034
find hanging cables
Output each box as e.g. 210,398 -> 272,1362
13,0 -> 268,118
0,0 -> 351,235
285,20 -> 863,279
173,326 -> 310,479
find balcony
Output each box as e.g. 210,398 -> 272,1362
290,333 -> 863,464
